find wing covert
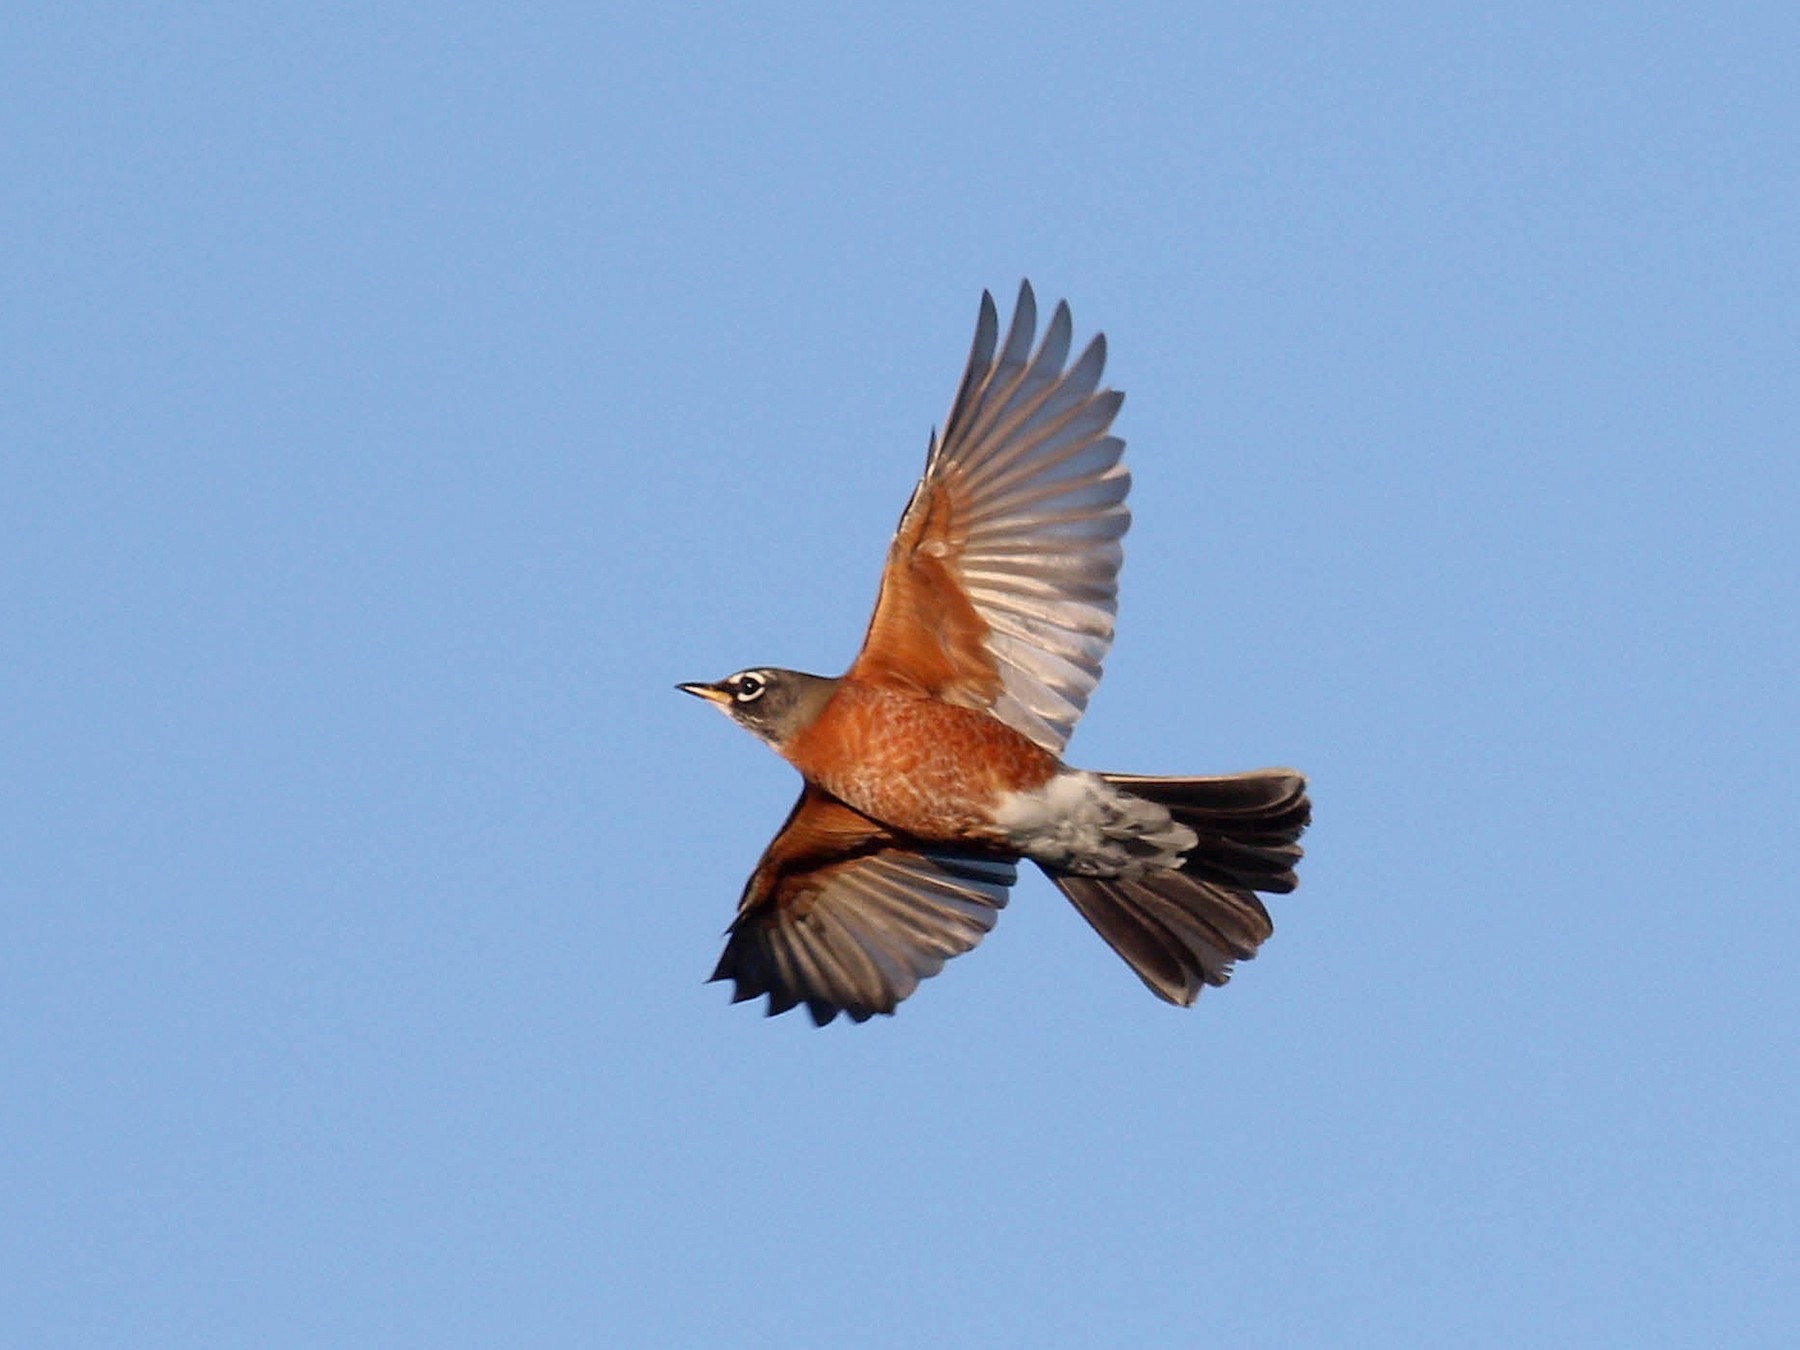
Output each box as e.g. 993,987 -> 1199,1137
849,281 -> 1129,753
712,787 -> 1016,1025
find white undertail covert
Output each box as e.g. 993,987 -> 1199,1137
992,771 -> 1198,878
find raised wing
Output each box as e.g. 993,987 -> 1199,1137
849,281 -> 1130,754
712,787 -> 1016,1025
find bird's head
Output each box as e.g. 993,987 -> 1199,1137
677,668 -> 841,750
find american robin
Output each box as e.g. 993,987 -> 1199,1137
681,282 -> 1309,1025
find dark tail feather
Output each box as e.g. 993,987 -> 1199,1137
1048,769 -> 1310,1006
1104,768 -> 1310,893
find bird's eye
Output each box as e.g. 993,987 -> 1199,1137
733,673 -> 766,702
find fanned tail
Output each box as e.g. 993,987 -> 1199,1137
1047,769 -> 1310,1006
1106,768 -> 1310,893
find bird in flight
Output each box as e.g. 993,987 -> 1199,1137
681,282 -> 1309,1025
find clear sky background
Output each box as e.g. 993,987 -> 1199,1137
5,5 -> 1796,1347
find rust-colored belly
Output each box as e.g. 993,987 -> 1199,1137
784,682 -> 1061,843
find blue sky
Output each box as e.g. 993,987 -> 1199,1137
4,4 -> 1796,1346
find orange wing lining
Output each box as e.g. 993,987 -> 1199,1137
847,470 -> 1002,709
736,787 -> 894,919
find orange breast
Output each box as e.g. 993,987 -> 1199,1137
783,682 -> 1061,843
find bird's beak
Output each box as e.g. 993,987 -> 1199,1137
676,681 -> 732,707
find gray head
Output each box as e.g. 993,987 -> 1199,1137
677,667 -> 842,750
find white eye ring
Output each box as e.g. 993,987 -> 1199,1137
733,673 -> 766,703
